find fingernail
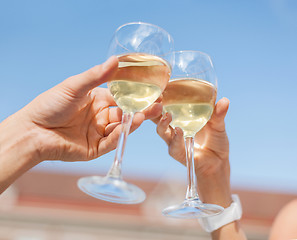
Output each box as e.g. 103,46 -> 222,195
175,127 -> 183,136
174,128 -> 178,135
161,112 -> 168,121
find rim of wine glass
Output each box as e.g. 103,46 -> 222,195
170,50 -> 217,87
113,21 -> 174,56
171,50 -> 214,67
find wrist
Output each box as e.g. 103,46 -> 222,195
198,174 -> 232,208
200,187 -> 232,209
0,112 -> 41,192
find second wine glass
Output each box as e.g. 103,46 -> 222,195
78,22 -> 174,204
162,51 -> 224,218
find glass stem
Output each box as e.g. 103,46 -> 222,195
184,136 -> 200,201
107,112 -> 134,179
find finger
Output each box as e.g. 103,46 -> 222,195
168,127 -> 186,164
130,112 -> 145,133
151,115 -> 162,125
104,111 -> 145,139
156,112 -> 175,145
94,107 -> 121,137
91,87 -> 117,107
198,98 -> 230,157
149,95 -> 163,124
142,102 -> 163,120
208,97 -> 230,132
96,107 -> 122,138
108,107 -> 123,123
98,124 -> 122,156
104,122 -> 121,137
194,126 -> 207,146
99,113 -> 145,155
61,56 -> 118,98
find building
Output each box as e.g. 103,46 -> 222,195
0,170 -> 296,240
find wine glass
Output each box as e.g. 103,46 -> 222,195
161,51 -> 224,218
78,22 -> 174,204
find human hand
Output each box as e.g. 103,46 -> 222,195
156,98 -> 232,207
11,56 -> 162,163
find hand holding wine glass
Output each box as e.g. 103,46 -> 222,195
157,51 -> 225,218
156,94 -> 248,237
78,22 -> 174,204
0,56 -> 162,194
156,97 -> 232,209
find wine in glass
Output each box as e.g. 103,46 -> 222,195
162,51 -> 224,218
78,22 -> 174,204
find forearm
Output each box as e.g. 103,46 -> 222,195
211,221 -> 247,240
197,174 -> 247,239
198,172 -> 232,208
0,112 -> 41,193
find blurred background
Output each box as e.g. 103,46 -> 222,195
0,0 -> 297,239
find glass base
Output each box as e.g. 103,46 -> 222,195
162,199 -> 224,219
77,176 -> 146,204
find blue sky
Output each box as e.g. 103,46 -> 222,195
1,0 -> 297,194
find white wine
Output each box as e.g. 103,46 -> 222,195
164,103 -> 214,137
162,78 -> 217,137
108,53 -> 171,113
109,80 -> 162,113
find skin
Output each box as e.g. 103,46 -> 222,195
155,98 -> 247,239
269,199 -> 297,240
0,56 -> 162,194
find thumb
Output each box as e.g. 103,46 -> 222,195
198,97 -> 230,156
61,56 -> 118,97
208,97 -> 230,132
